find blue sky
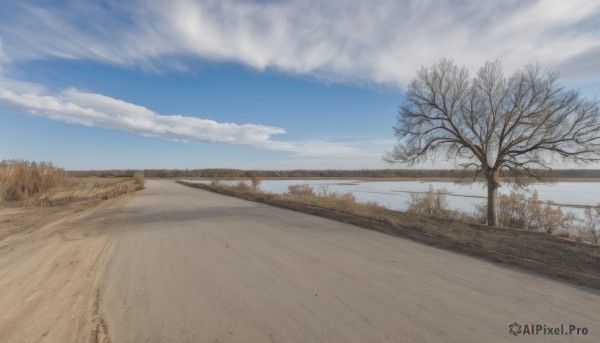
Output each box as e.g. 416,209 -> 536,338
0,0 -> 599,170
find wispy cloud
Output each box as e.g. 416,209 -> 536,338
0,1 -> 598,167
0,86 -> 282,144
0,70 -> 389,160
1,0 -> 599,86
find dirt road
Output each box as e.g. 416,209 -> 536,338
2,180 -> 599,342
101,181 -> 599,342
0,197 -> 126,342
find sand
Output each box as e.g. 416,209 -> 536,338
1,180 -> 599,342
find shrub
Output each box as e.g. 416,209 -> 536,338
232,181 -> 251,192
284,184 -> 370,213
288,184 -> 316,197
317,186 -> 357,212
407,185 -> 455,218
250,175 -> 262,191
133,172 -> 145,190
475,190 -> 574,233
581,205 -> 600,244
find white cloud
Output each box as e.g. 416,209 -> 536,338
0,84 -> 283,144
0,72 -> 389,159
0,31 -> 392,160
1,1 -> 598,168
1,0 -> 599,87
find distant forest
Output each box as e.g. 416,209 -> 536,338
68,168 -> 600,179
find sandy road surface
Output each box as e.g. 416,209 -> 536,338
0,197 -> 128,342
98,181 -> 599,342
1,180 -> 599,342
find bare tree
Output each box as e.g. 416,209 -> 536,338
384,59 -> 600,226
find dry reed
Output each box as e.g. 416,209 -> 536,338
0,160 -> 71,202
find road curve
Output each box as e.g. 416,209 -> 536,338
100,180 -> 600,342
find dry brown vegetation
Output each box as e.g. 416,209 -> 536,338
177,180 -> 600,289
204,179 -> 593,244
407,186 -> 457,218
475,191 -> 575,234
133,172 -> 145,190
406,187 -> 581,240
287,184 -> 316,197
218,181 -> 387,217
1,160 -> 144,207
282,184 -> 385,214
0,160 -> 71,202
250,175 -> 262,191
580,206 -> 600,245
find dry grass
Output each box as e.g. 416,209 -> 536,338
177,180 -> 600,289
200,179 -> 593,245
287,184 -> 316,197
474,191 -> 575,234
579,206 -> 600,245
408,187 -> 577,237
281,184 -> 384,214
250,175 -> 262,191
133,172 -> 145,190
0,160 -> 71,203
407,186 -> 457,218
208,181 -> 388,220
1,160 -> 144,207
234,181 -> 252,192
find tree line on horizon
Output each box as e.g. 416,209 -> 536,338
68,168 -> 600,179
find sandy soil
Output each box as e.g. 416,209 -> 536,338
1,180 -> 599,342
0,192 -> 131,342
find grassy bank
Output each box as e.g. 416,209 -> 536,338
1,160 -> 145,208
0,161 -> 146,243
177,180 -> 600,290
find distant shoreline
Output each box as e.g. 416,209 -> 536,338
163,176 -> 600,183
177,178 -> 599,210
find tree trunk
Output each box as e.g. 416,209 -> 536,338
486,174 -> 499,226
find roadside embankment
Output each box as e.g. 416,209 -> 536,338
177,180 -> 600,290
0,177 -> 142,242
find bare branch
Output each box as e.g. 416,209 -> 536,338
385,59 -> 600,226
